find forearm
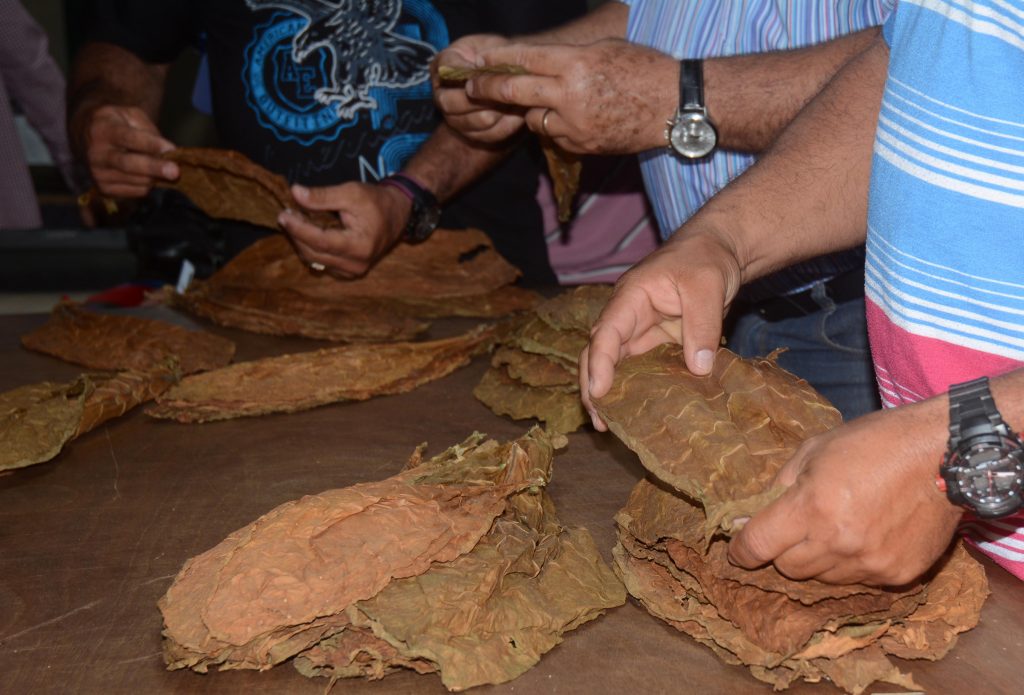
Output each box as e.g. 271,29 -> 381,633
706,27 -> 880,152
67,42 -> 168,157
400,122 -> 508,203
523,1 -> 628,45
678,36 -> 889,283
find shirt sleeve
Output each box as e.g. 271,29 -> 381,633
0,0 -> 78,190
882,2 -> 899,46
84,0 -> 201,64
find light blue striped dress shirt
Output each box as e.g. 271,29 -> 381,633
624,0 -> 896,239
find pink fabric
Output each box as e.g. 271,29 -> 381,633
537,157 -> 659,285
866,298 -> 1024,580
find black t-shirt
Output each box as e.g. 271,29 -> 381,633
86,0 -> 587,284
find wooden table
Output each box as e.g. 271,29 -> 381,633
1,309 -> 1020,694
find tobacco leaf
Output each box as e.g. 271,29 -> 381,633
436,64 -> 528,83
148,325 -> 498,423
160,147 -> 336,229
492,346 -> 576,388
474,365 -> 587,434
593,344 -> 841,540
168,283 -> 430,342
205,230 -> 521,300
541,138 -> 582,223
534,284 -> 613,333
161,428 -> 625,691
21,301 -> 235,374
1,366 -> 178,471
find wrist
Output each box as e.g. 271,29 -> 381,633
378,180 -> 413,242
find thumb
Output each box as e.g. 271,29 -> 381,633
727,490 -> 806,570
679,285 -> 725,376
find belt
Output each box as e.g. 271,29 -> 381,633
736,267 -> 865,322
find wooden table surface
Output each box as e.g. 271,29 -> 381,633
1,308 -> 1021,695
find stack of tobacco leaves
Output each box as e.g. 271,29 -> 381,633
592,344 -> 989,694
147,323 -> 500,423
3,303 -> 235,471
169,230 -> 541,342
159,427 -> 626,690
159,147 -> 337,230
474,285 -> 611,434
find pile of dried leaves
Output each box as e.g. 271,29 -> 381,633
169,230 -> 540,342
593,345 -> 989,694
148,324 -> 500,423
160,427 -> 625,690
3,304 -> 235,471
474,285 -> 610,434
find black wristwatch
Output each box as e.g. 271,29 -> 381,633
666,59 -> 718,159
379,173 -> 441,243
939,376 -> 1024,518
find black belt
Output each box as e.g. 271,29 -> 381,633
735,267 -> 865,322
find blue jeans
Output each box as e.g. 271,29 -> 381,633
727,284 -> 881,421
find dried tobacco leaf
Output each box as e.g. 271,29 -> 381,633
147,325 -> 498,423
534,284 -> 612,333
206,230 -> 521,300
160,428 -> 625,690
437,64 -> 528,83
492,346 -> 576,388
160,147 -> 336,229
541,139 -> 582,222
474,365 -> 586,435
168,284 -> 430,342
593,344 -> 841,540
1,366 -> 178,471
21,301 -> 235,374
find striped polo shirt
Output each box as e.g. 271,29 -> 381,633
868,0 -> 1024,577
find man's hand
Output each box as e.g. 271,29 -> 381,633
728,399 -> 963,586
465,39 -> 677,155
581,228 -> 743,430
78,105 -> 178,198
433,34 -> 526,144
278,182 -> 412,278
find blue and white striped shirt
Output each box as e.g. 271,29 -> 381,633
624,0 -> 896,237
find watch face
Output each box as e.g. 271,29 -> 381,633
670,111 -> 717,159
949,437 -> 1024,517
408,204 -> 441,243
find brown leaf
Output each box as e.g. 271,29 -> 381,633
148,325 -> 498,423
541,139 -> 582,223
473,365 -> 587,434
594,345 -> 841,539
492,347 -> 576,388
160,147 -> 336,229
436,64 -> 529,83
21,301 -> 235,374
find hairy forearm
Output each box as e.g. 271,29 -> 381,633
67,42 -> 168,156
523,1 -> 628,45
400,121 -> 508,203
682,36 -> 890,282
704,27 -> 880,153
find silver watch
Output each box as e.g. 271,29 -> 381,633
666,59 -> 717,159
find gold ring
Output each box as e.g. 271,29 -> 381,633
309,262 -> 326,272
541,108 -> 553,138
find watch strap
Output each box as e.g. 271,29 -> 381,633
948,376 -> 1006,447
379,173 -> 439,243
680,59 -> 704,112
